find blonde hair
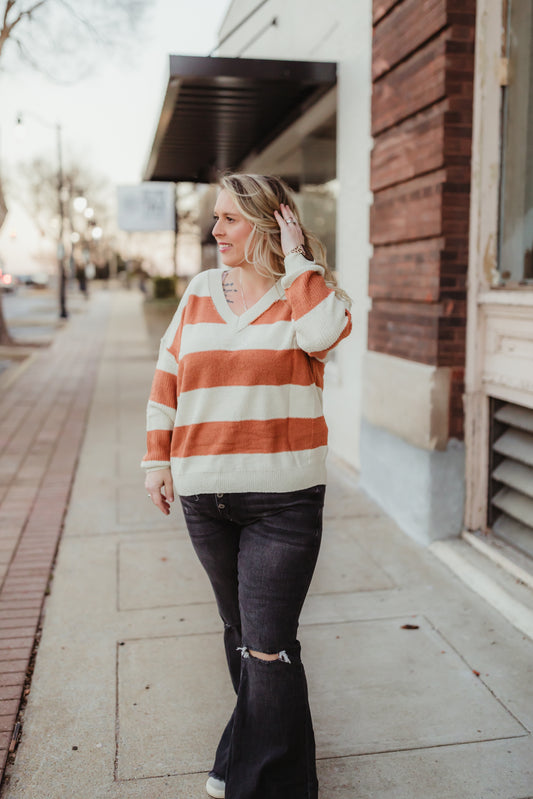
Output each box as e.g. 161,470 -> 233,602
219,173 -> 351,306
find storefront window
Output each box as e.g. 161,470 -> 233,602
295,116 -> 337,272
499,0 -> 533,285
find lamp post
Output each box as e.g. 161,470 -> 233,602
16,112 -> 68,319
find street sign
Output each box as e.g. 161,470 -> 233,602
117,183 -> 176,232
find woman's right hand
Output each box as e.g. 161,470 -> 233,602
145,468 -> 174,515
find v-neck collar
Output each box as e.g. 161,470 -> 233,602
209,269 -> 284,331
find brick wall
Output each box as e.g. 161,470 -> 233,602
369,0 -> 475,439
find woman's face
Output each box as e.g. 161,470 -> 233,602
212,189 -> 254,268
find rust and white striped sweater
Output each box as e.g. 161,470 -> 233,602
142,253 -> 352,495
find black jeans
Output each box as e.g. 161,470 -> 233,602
179,485 -> 325,799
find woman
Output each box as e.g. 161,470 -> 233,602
142,174 -> 351,799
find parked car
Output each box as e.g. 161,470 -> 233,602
29,272 -> 49,288
16,272 -> 49,288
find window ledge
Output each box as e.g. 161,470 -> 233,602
478,290 -> 533,307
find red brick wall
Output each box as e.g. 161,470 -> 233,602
369,0 -> 476,440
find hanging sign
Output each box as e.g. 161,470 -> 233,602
117,183 -> 175,232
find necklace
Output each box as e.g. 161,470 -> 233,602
239,271 -> 248,311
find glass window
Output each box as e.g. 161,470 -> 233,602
499,0 -> 533,285
298,117 -> 337,272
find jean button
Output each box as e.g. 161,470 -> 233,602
218,503 -> 225,509
217,493 -> 224,498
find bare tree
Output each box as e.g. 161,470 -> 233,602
15,157 -> 116,300
0,0 -> 149,79
17,157 -> 111,235
0,0 -> 150,343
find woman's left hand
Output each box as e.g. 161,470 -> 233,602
274,203 -> 305,256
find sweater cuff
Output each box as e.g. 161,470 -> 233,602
141,460 -> 171,472
281,252 -> 325,289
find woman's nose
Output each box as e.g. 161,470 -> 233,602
212,219 -> 223,237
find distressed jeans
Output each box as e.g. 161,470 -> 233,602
179,485 -> 325,799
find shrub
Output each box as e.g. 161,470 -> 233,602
151,276 -> 177,299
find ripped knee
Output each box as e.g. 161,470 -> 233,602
237,646 -> 291,663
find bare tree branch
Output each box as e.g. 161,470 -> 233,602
1,1 -> 48,59
2,1 -> 16,29
0,0 -> 150,77
55,0 -> 107,47
0,0 -> 49,58
13,31 -> 93,82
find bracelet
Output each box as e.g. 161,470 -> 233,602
288,244 -> 306,256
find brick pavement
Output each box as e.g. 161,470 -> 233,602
0,290 -> 110,777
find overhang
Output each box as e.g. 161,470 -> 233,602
143,54 -> 337,183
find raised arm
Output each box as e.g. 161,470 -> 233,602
281,253 -> 351,358
274,203 -> 352,358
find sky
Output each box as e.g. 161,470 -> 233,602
0,0 -> 229,272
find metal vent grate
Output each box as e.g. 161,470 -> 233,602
490,401 -> 533,558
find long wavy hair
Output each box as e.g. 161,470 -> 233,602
219,173 -> 351,306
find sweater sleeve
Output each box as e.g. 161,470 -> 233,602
281,252 -> 352,359
141,296 -> 187,472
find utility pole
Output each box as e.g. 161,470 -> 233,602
56,123 -> 68,318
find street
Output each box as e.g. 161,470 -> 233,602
2,283 -> 61,342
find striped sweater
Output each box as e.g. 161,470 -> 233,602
142,252 -> 352,494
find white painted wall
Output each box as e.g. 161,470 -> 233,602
217,0 -> 373,471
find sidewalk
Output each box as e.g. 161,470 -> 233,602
2,287 -> 533,798
0,286 -> 109,775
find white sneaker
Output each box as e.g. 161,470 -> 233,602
206,775 -> 225,798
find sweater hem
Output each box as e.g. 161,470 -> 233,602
172,460 -> 327,495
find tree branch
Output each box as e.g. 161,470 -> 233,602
3,1 -> 16,30
5,0 -> 49,31
14,34 -> 91,83
0,0 -> 49,58
0,0 -> 149,78
55,0 -> 108,46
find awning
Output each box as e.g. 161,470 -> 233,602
143,54 -> 337,184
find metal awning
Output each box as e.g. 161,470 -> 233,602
143,54 -> 337,183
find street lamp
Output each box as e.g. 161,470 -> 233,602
73,195 -> 87,213
16,112 -> 68,319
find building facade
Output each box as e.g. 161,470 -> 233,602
216,0 -> 474,545
215,0 -> 373,473
361,0 -> 476,543
145,0 -> 533,564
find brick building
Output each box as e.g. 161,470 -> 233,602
360,0 -> 475,542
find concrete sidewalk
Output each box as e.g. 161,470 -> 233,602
2,287 -> 533,798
